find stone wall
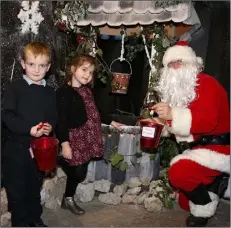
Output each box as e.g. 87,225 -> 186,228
1,167 -> 172,227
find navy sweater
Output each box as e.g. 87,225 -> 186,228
2,79 -> 57,148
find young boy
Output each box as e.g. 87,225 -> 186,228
2,42 -> 57,227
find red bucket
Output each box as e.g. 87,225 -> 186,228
110,58 -> 132,95
140,120 -> 164,152
30,137 -> 59,171
111,73 -> 131,94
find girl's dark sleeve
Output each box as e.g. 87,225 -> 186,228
98,106 -> 112,125
91,87 -> 112,125
2,83 -> 31,135
46,89 -> 57,134
55,88 -> 70,144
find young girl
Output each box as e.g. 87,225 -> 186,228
56,55 -> 123,215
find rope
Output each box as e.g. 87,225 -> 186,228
140,27 -> 158,103
90,27 -> 96,57
120,29 -> 125,61
10,59 -> 15,82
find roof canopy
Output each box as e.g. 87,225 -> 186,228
76,1 -> 201,27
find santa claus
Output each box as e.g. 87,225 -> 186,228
150,41 -> 230,226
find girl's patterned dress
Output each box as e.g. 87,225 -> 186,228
68,86 -> 103,166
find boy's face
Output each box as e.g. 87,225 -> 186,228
21,53 -> 51,83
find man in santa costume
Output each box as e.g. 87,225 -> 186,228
150,41 -> 230,226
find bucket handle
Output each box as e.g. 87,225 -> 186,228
109,58 -> 132,75
115,109 -> 136,117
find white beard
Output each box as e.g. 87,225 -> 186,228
155,65 -> 200,108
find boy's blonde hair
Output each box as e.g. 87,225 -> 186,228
22,42 -> 51,62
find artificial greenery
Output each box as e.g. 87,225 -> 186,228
154,169 -> 176,208
54,1 -> 113,84
53,1 -> 177,85
159,138 -> 179,168
108,144 -> 159,171
124,23 -> 177,109
54,1 -> 89,33
154,0 -> 185,8
109,146 -> 129,171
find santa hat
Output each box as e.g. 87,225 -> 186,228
162,41 -> 203,67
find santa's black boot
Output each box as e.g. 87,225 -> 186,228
186,214 -> 209,227
184,184 -> 219,227
207,173 -> 229,198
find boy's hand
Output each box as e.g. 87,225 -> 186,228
30,123 -> 44,137
61,142 -> 72,160
42,122 -> 52,136
30,122 -> 52,137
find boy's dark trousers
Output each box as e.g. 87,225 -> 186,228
2,141 -> 45,227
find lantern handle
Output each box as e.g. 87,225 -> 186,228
109,58 -> 132,75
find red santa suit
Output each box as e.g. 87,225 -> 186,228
161,42 -> 230,219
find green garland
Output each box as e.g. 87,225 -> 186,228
53,1 -> 177,85
125,23 -> 176,114
154,0 -> 185,8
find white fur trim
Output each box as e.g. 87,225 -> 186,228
163,45 -> 197,67
170,108 -> 192,136
161,125 -> 171,137
196,57 -> 203,65
224,177 -> 230,198
170,148 -> 230,174
175,134 -> 194,143
189,192 -> 219,218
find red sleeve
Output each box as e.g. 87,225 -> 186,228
169,74 -> 221,136
189,75 -> 220,134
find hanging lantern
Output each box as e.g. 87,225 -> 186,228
110,58 -> 132,94
109,28 -> 132,94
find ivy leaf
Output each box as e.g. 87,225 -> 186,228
119,161 -> 129,171
110,153 -> 124,167
96,48 -> 103,57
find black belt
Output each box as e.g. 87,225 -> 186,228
177,132 -> 230,154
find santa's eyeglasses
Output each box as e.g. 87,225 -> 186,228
167,60 -> 183,68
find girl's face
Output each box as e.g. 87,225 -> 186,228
71,62 -> 94,87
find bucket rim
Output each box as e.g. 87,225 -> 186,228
111,72 -> 131,76
30,137 -> 59,148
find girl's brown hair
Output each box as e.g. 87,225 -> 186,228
65,54 -> 97,85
